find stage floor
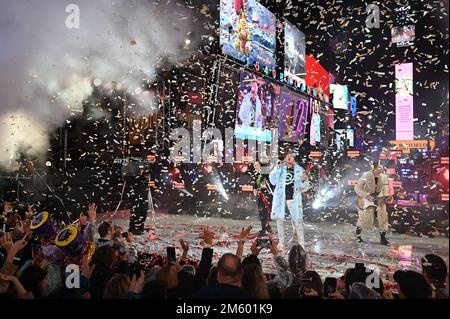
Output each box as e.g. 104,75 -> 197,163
109,212 -> 449,285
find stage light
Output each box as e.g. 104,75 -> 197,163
45,161 -> 52,167
185,39 -> 191,45
312,199 -> 322,210
368,115 -> 373,119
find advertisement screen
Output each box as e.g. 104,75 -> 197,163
219,0 -> 276,74
395,63 -> 414,140
392,25 -> 415,44
306,55 -> 330,102
278,90 -> 309,143
309,98 -> 321,146
330,84 -> 349,110
350,96 -> 357,116
235,70 -> 279,141
336,129 -> 355,151
284,21 -> 306,88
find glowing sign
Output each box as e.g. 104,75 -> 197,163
395,63 -> 414,140
330,84 -> 349,110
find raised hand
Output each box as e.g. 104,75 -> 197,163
88,203 -> 97,224
202,227 -> 214,247
129,271 -> 145,294
269,240 -> 279,256
239,225 -> 253,241
179,239 -> 189,252
250,240 -> 262,257
81,255 -> 96,279
0,232 -> 13,254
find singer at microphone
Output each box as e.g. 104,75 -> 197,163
269,153 -> 310,249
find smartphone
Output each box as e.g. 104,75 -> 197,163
300,278 -> 312,294
167,247 -> 176,264
256,238 -> 271,248
355,263 -> 365,269
324,277 -> 337,297
130,262 -> 141,279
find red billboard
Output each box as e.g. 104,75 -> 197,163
306,55 -> 330,102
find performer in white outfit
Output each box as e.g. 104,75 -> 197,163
269,153 -> 310,249
354,163 -> 391,246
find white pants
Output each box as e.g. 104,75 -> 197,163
276,200 -> 305,248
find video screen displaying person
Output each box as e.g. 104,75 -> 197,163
278,90 -> 310,143
235,70 -> 279,142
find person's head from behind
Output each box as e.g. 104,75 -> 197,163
242,254 -> 261,270
19,265 -> 48,298
345,266 -> 384,296
157,264 -> 179,289
241,263 -> 269,299
177,268 -> 195,296
92,245 -> 116,269
350,282 -> 382,299
141,280 -> 166,299
217,253 -> 243,287
302,270 -> 323,299
103,274 -> 130,299
98,221 -> 113,240
394,270 -> 432,299
288,244 -> 307,279
421,254 -> 448,288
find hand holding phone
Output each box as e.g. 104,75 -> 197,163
299,278 -> 312,295
324,277 -> 337,297
167,246 -> 176,264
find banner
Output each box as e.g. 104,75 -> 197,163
395,63 -> 414,140
389,140 -> 436,154
306,55 -> 330,103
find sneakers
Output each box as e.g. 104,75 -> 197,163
380,233 -> 390,246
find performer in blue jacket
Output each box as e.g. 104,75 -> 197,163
269,153 -> 310,249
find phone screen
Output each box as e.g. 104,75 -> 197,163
130,262 -> 141,278
324,277 -> 337,297
256,238 -> 270,248
167,247 -> 176,263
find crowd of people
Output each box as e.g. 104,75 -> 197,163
0,201 -> 448,300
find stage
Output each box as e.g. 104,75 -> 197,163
108,211 -> 449,286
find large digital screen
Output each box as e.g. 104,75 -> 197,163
335,129 -> 355,151
330,84 -> 349,110
235,70 -> 279,142
278,90 -> 309,143
395,63 -> 414,140
309,98 -> 321,146
306,55 -> 330,102
284,21 -> 306,88
392,25 -> 415,47
219,0 -> 277,75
